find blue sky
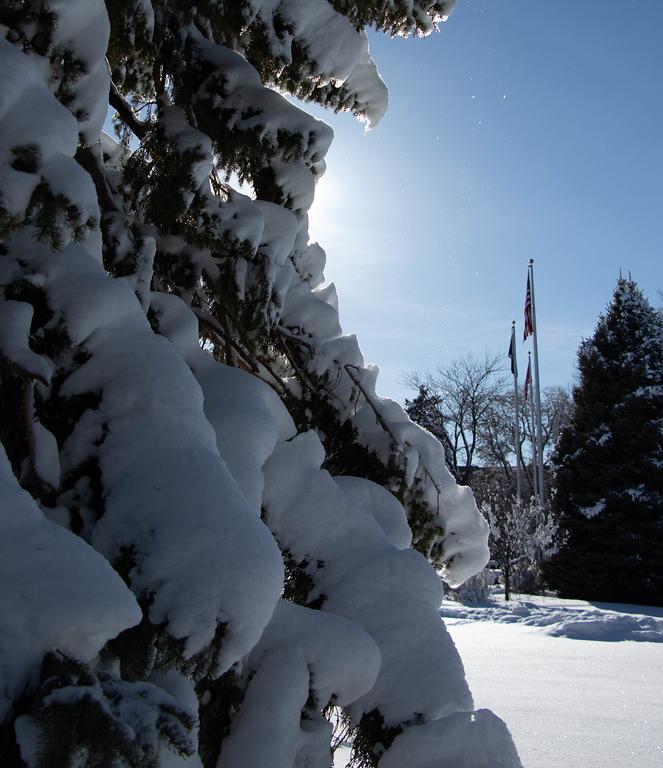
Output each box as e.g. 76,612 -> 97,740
305,0 -> 663,404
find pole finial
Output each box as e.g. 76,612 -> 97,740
529,258 -> 534,265
512,320 -> 516,327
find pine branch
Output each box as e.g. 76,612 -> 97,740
193,308 -> 259,373
74,145 -> 118,213
108,76 -> 150,140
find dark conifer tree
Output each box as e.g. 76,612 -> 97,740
0,1 -> 519,765
547,277 -> 663,606
404,384 -> 459,480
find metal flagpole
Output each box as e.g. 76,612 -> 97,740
528,259 -> 545,504
510,321 -> 523,503
526,351 -> 538,504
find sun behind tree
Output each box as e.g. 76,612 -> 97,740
0,2 -> 524,767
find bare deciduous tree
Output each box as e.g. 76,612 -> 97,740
478,386 -> 572,502
406,356 -> 572,600
406,353 -> 506,484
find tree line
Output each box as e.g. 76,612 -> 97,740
406,276 -> 663,606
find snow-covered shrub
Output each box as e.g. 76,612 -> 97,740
446,568 -> 497,604
487,496 -> 558,600
0,1 -> 521,766
475,468 -> 557,600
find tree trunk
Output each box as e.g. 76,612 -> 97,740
503,565 -> 511,602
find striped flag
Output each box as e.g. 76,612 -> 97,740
523,272 -> 533,341
524,358 -> 532,401
508,326 -> 518,376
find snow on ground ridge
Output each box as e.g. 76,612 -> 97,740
440,598 -> 663,642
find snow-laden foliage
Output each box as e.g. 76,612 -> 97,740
0,1 -> 517,766
548,277 -> 663,606
486,494 -> 557,599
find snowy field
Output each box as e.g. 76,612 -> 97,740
444,595 -> 663,768
334,595 -> 663,767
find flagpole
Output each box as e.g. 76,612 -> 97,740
511,321 -> 523,503
528,259 -> 545,504
527,351 -> 538,504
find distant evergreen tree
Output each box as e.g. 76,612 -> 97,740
547,277 -> 663,606
404,384 -> 458,480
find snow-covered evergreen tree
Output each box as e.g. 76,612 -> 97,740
547,277 -> 663,606
0,1 -> 521,766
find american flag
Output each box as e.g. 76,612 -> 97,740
524,358 -> 532,401
523,272 -> 533,341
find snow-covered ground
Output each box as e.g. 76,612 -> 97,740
444,595 -> 663,768
335,594 -> 663,767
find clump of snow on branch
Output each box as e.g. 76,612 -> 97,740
0,444 -> 141,722
0,0 -> 519,765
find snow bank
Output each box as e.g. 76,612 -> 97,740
546,611 -> 663,642
440,599 -> 663,642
